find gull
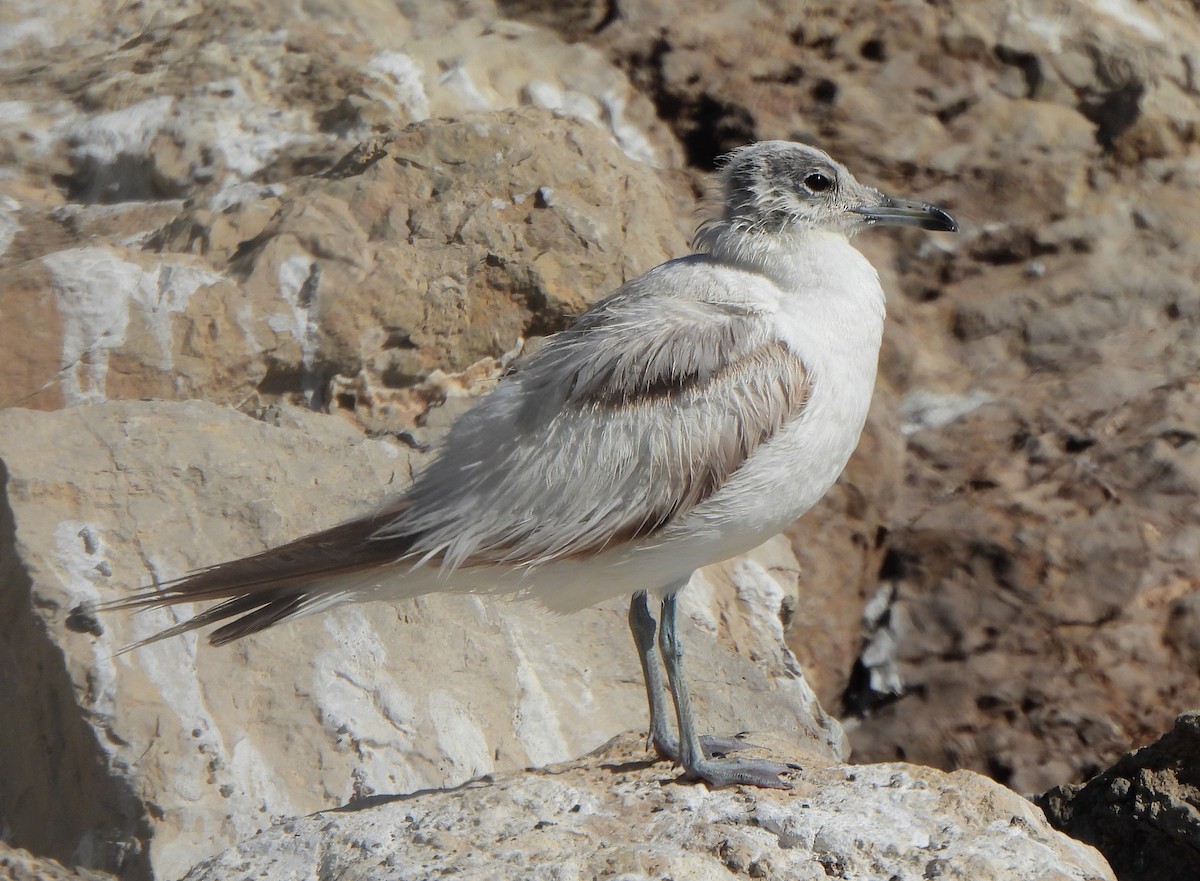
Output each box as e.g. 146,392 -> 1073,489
104,141 -> 956,789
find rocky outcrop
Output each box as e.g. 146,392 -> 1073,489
0,111 -> 687,418
0,400 -> 840,880
0,843 -> 114,881
0,0 -> 678,210
180,733 -> 1113,881
1036,711 -> 1200,881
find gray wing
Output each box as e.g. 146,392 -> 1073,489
101,257 -> 810,647
383,257 -> 812,569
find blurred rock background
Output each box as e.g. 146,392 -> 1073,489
2,0 -> 1199,879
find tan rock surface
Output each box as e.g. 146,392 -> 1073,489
1,110 -> 687,414
0,0 -> 676,215
180,733 -> 1114,881
0,400 -> 841,880
0,843 -> 114,881
858,374 -> 1200,793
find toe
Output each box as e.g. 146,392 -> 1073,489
685,758 -> 795,790
698,734 -> 758,757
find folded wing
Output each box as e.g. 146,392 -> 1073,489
105,258 -> 812,645
386,259 -> 812,568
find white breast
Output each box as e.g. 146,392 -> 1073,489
660,231 -> 886,564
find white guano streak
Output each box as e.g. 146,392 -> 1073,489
271,253 -> 321,404
42,248 -> 222,405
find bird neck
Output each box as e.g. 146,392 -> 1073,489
695,222 -> 886,320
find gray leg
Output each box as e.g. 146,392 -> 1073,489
629,590 -> 679,757
658,592 -> 793,789
629,590 -> 758,761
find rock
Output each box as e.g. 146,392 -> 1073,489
0,400 -> 841,880
844,371 -> 1200,793
0,247 -> 240,409
1036,712 -> 1200,881
216,111 -> 685,420
0,843 -> 115,881
0,0 -> 678,214
179,733 -> 1114,881
0,110 -> 688,416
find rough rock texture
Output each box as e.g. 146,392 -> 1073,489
180,733 -> 1115,881
0,110 -> 687,417
0,400 -> 840,881
0,843 -> 114,881
0,0 -> 678,207
1036,711 -> 1200,881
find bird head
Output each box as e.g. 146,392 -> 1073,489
717,141 -> 957,237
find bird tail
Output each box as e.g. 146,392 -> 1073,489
99,504 -> 415,650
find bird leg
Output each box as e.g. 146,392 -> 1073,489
629,590 -> 759,761
656,592 -> 793,789
629,590 -> 679,756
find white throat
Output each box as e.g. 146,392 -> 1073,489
703,221 -> 887,480
697,221 -> 886,322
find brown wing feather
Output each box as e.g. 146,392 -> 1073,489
102,501 -> 413,647
383,273 -> 813,571
524,338 -> 810,560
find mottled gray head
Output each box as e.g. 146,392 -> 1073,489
717,141 -> 956,236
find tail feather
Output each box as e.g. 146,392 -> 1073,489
104,502 -> 416,648
209,591 -> 310,647
116,589 -> 305,653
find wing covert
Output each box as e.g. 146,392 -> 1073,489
380,262 -> 812,569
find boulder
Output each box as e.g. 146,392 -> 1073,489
1037,711 -> 1200,881
180,733 -> 1114,881
0,111 -> 688,417
0,842 -> 115,881
0,400 -> 840,880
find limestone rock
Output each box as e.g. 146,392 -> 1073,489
847,372 -> 1200,794
0,843 -> 115,881
180,733 -> 1114,881
0,400 -> 840,880
0,0 -> 677,215
1,110 -> 688,416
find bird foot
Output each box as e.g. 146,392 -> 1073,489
649,732 -> 798,789
681,755 -> 797,790
651,732 -> 758,761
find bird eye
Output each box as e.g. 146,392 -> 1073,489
804,172 -> 833,193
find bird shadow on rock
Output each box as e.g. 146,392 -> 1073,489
327,775 -> 500,814
329,729 -> 809,815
